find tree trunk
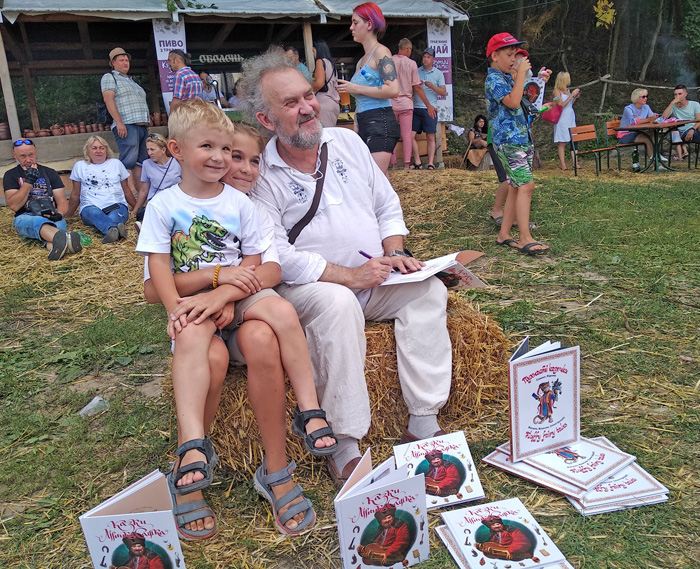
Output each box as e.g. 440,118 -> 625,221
515,0 -> 525,39
639,0 -> 665,81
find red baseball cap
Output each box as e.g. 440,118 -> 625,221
516,48 -> 529,58
486,32 -> 526,58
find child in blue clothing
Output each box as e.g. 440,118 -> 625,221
485,33 -> 551,255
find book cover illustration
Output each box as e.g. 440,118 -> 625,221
80,470 -> 185,569
334,450 -> 429,568
482,443 -> 588,500
436,525 -> 575,569
569,437 -> 668,512
509,338 -> 580,462
441,497 -> 566,569
393,431 -> 484,510
522,437 -> 636,491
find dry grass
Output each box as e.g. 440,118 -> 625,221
2,164 -> 699,568
209,293 -> 509,478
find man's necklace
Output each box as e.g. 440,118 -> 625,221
278,144 -> 320,177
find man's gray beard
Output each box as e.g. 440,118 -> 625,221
274,113 -> 323,150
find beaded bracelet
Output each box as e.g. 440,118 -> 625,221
213,263 -> 221,288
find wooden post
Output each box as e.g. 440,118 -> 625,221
0,30 -> 21,139
302,22 -> 314,75
22,67 -> 40,131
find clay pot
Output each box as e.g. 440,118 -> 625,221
160,112 -> 168,125
51,124 -> 64,136
37,129 -> 51,137
86,125 -> 94,133
98,124 -> 105,131
23,129 -> 36,138
79,125 -> 87,133
91,123 -> 98,131
0,126 -> 11,140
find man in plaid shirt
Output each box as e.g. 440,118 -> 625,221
168,49 -> 203,110
101,47 -> 150,195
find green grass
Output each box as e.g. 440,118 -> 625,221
1,170 -> 700,567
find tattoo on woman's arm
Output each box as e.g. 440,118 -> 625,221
378,56 -> 397,82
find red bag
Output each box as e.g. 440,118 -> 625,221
540,102 -> 563,124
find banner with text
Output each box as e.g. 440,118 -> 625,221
152,18 -> 187,114
426,19 -> 453,122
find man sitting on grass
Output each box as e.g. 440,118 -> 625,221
3,138 -> 81,260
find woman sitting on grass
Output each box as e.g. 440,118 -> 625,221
67,135 -> 135,243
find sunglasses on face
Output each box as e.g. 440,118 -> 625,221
640,95 -> 648,98
13,139 -> 34,146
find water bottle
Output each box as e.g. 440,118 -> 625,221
632,148 -> 640,172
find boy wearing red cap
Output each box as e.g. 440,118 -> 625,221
485,33 -> 549,255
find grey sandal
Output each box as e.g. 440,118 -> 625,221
253,457 -> 315,535
168,475 -> 217,541
168,436 -> 219,495
291,406 -> 338,456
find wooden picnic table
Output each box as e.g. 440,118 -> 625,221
614,119 -> 697,173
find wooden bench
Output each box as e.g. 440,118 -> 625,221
569,124 -> 620,176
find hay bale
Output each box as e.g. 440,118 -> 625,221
210,291 -> 509,477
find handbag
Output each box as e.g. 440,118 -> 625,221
28,197 -> 62,221
287,143 -> 328,245
540,102 -> 563,124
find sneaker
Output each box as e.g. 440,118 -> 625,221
134,220 -> 142,234
117,222 -> 128,239
660,155 -> 668,162
48,230 -> 70,261
102,226 -> 119,243
66,231 -> 82,255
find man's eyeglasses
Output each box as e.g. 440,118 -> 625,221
13,139 -> 34,146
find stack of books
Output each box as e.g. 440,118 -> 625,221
483,338 -> 668,516
436,497 -> 573,569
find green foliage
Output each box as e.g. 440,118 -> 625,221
682,3 -> 700,51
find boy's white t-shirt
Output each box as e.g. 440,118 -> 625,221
70,158 -> 130,213
136,182 -> 269,274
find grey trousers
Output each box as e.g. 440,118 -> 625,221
276,277 -> 452,440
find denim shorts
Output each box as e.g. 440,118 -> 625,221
13,212 -> 67,244
356,107 -> 400,153
112,124 -> 149,170
412,107 -> 438,134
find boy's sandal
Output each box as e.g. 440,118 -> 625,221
168,436 -> 219,495
409,162 -> 423,170
426,164 -> 436,170
253,457 -> 316,535
518,241 -> 550,256
168,480 -> 217,541
291,406 -> 338,457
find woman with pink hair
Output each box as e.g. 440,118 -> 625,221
338,3 -> 400,174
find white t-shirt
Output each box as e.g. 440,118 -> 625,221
251,128 -> 408,304
136,183 -> 269,274
70,158 -> 130,213
140,157 -> 183,201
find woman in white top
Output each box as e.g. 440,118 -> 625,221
133,133 -> 182,229
67,135 -> 135,243
552,72 -> 580,170
311,40 -> 340,127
